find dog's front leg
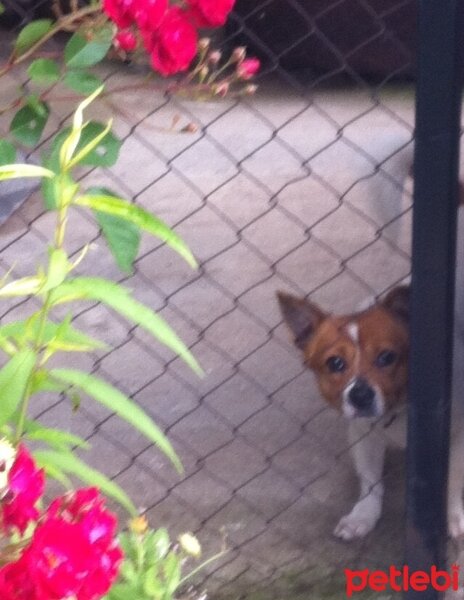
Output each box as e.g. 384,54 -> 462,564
334,421 -> 386,541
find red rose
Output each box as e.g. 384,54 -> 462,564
185,0 -> 235,27
132,0 -> 167,31
1,445 -> 44,535
237,57 -> 261,79
25,518 -> 96,599
150,7 -> 198,76
0,557 -> 38,600
0,488 -> 123,600
114,30 -> 138,51
103,0 -> 134,28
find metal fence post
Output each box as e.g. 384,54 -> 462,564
406,1 -> 463,597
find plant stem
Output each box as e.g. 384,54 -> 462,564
14,172 -> 72,443
178,550 -> 228,588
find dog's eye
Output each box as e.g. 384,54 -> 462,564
376,350 -> 397,368
326,355 -> 346,373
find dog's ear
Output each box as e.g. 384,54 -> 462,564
277,291 -> 327,350
382,285 -> 410,325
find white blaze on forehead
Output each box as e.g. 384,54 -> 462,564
346,322 -> 359,344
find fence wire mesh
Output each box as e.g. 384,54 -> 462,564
0,1 -> 416,598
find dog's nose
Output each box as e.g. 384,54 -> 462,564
348,378 -> 375,410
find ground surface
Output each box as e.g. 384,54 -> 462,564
0,36 -> 417,598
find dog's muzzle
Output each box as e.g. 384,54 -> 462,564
343,378 -> 383,418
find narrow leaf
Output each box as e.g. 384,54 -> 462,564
0,275 -> 43,297
60,86 -> 104,168
34,448 -> 136,514
50,368 -> 183,473
76,194 -> 197,268
0,349 -> 36,428
50,278 -> 202,375
14,20 -> 53,55
30,369 -> 68,394
38,462 -> 73,489
0,317 -> 107,353
51,121 -> 121,170
24,421 -> 90,450
0,164 -> 54,180
41,248 -> 69,292
67,119 -> 113,170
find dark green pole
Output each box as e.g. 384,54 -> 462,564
406,1 -> 463,598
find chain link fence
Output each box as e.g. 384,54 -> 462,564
0,2 -> 417,597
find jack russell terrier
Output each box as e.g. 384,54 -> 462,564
277,207 -> 464,541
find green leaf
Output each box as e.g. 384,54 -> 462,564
76,194 -> 197,268
50,278 -> 202,375
34,448 -> 137,514
0,164 -> 54,180
88,187 -> 141,274
64,32 -> 112,69
39,462 -> 73,489
67,120 -> 113,170
104,583 -> 143,600
51,121 -> 121,169
163,552 -> 181,595
24,420 -> 90,450
0,275 -> 43,297
28,58 -> 60,85
144,566 -> 166,598
41,248 -> 69,292
41,167 -> 76,211
30,369 -> 67,394
14,19 -> 53,56
96,211 -> 141,274
63,70 -> 104,95
50,369 -> 183,473
152,528 -> 171,561
0,140 -> 16,166
0,4 -> 5,16
59,86 -> 104,169
0,349 -> 36,428
10,101 -> 50,147
0,316 -> 108,353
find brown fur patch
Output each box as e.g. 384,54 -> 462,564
303,306 -> 409,412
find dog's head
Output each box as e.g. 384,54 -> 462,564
277,286 -> 410,419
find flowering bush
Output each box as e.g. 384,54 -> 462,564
0,443 -> 122,600
103,0 -> 235,75
0,0 -> 260,157
0,4 -> 239,597
0,443 -> 224,600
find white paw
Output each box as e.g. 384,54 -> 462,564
333,513 -> 377,541
448,509 -> 464,538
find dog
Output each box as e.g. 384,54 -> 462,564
277,207 -> 464,541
